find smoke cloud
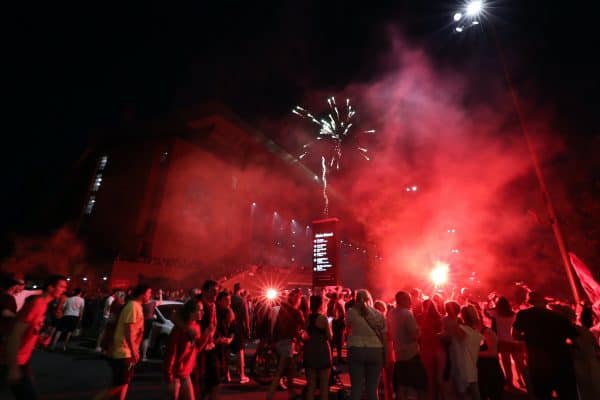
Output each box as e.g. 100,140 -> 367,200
279,36 -> 570,300
1,226 -> 85,277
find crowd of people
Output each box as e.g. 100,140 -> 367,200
2,271 -> 600,400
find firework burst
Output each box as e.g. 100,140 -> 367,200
293,96 -> 375,215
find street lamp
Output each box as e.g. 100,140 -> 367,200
453,1 -> 483,32
466,1 -> 483,17
451,2 -> 580,303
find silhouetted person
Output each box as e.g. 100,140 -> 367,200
230,283 -> 250,383
512,291 -> 578,400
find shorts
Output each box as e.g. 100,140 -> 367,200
275,339 -> 294,359
58,316 -> 79,333
143,320 -> 154,340
393,355 -> 428,390
109,357 -> 136,386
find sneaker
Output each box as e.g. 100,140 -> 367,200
240,376 -> 250,384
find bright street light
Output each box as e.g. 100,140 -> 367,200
466,1 -> 483,17
453,1 -> 483,33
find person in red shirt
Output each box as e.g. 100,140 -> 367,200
164,298 -> 212,400
5,274 -> 68,400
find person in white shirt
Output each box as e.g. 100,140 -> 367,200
448,305 -> 483,400
96,291 -> 116,352
10,275 -> 42,312
51,288 -> 85,351
484,296 -> 526,387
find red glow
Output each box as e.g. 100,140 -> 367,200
265,288 -> 279,300
324,35 -> 569,298
430,262 -> 449,286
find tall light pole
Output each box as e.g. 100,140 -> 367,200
453,1 -> 580,303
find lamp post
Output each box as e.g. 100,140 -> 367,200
453,1 -> 580,303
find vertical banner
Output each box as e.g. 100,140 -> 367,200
312,217 -> 339,287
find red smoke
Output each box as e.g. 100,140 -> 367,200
282,37 -> 571,299
1,226 -> 85,277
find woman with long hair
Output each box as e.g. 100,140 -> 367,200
346,289 -> 386,400
485,296 -> 525,388
163,299 -> 204,400
477,310 -> 505,400
304,295 -> 332,400
326,292 -> 345,364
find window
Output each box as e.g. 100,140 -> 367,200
85,195 -> 96,215
92,174 -> 103,191
99,155 -> 108,170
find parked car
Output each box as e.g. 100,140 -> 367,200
150,300 -> 183,358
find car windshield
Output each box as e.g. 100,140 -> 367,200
156,304 -> 182,322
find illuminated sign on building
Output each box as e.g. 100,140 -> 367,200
312,218 -> 339,287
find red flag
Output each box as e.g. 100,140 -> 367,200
569,252 -> 600,310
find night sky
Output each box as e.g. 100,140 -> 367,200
4,0 -> 599,237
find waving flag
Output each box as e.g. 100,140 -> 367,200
569,252 -> 600,321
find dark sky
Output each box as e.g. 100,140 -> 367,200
4,0 -> 599,234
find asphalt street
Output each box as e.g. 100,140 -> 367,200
1,337 -> 528,400
1,338 -> 339,400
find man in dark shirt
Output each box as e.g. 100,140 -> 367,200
512,291 -> 578,400
267,288 -> 305,400
230,283 -> 250,383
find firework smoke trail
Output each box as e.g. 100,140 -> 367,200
321,156 -> 329,215
293,97 -> 375,215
